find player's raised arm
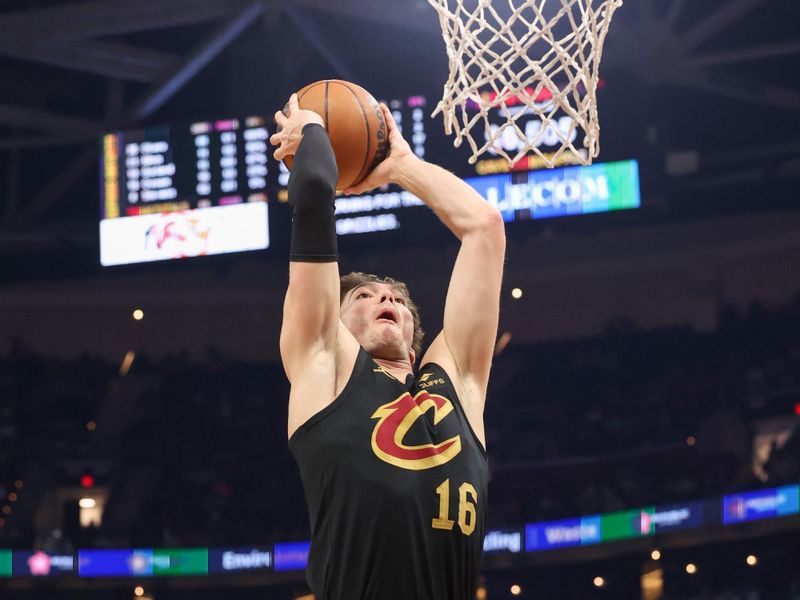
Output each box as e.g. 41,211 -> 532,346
345,105 -> 506,408
272,95 -> 340,385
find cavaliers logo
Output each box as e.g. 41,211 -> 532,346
371,391 -> 462,470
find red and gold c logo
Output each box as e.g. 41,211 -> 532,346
371,391 -> 462,470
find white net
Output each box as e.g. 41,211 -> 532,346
428,0 -> 622,168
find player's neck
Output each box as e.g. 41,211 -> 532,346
372,356 -> 413,381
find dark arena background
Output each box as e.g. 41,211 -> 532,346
1,1 -> 800,599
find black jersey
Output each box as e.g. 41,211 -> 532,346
289,347 -> 488,600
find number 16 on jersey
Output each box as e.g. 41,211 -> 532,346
431,478 -> 477,536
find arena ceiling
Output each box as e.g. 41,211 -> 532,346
0,0 -> 798,263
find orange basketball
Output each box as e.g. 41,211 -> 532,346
283,80 -> 388,190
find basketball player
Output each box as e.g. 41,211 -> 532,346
271,93 -> 505,599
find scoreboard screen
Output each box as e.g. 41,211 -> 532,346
99,88 -> 637,266
100,118 -> 270,266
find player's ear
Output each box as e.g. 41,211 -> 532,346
409,348 -> 416,365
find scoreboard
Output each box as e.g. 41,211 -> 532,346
102,118 -> 271,218
99,91 -> 638,266
100,117 -> 271,266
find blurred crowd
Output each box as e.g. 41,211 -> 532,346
0,295 -> 798,552
486,297 -> 800,526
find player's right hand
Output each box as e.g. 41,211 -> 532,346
343,103 -> 418,196
271,93 -> 325,162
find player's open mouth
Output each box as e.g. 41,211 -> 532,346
376,309 -> 398,324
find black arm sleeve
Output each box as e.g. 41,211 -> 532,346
287,123 -> 339,262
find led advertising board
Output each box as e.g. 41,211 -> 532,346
208,547 -> 272,574
723,485 -> 800,524
273,541 -> 310,572
526,516 -> 603,552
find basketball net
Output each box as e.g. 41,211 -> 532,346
428,0 -> 622,168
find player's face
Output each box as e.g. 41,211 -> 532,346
341,282 -> 415,363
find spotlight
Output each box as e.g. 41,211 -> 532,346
746,555 -> 758,566
132,309 -> 144,321
79,498 -> 96,509
685,563 -> 697,575
494,331 -> 512,356
511,288 -> 523,299
510,584 -> 522,595
593,576 -> 605,588
134,586 -> 144,597
120,350 -> 136,376
651,549 -> 661,560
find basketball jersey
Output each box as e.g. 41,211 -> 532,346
289,347 -> 488,600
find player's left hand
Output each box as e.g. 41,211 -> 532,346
343,103 -> 418,195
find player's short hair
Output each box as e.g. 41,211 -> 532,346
340,272 -> 424,357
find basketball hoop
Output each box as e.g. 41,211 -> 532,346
428,0 -> 623,168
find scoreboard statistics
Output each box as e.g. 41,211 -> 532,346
100,117 -> 271,266
99,91 -> 640,266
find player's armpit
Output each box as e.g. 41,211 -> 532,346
421,331 -> 487,449
285,321 -> 360,440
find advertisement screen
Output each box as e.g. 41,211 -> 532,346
78,548 -> 209,577
333,159 -> 640,237
100,118 -> 271,266
469,160 -> 640,223
99,194 -> 269,266
723,485 -> 800,524
602,508 -> 655,541
483,528 -> 524,554
2,481 -> 799,578
12,551 -> 74,576
526,516 -> 602,552
208,547 -> 272,574
151,548 -> 208,576
0,550 -> 11,577
650,501 -> 705,532
78,549 -> 145,577
273,541 -> 310,572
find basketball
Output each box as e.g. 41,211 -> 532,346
282,80 -> 388,190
